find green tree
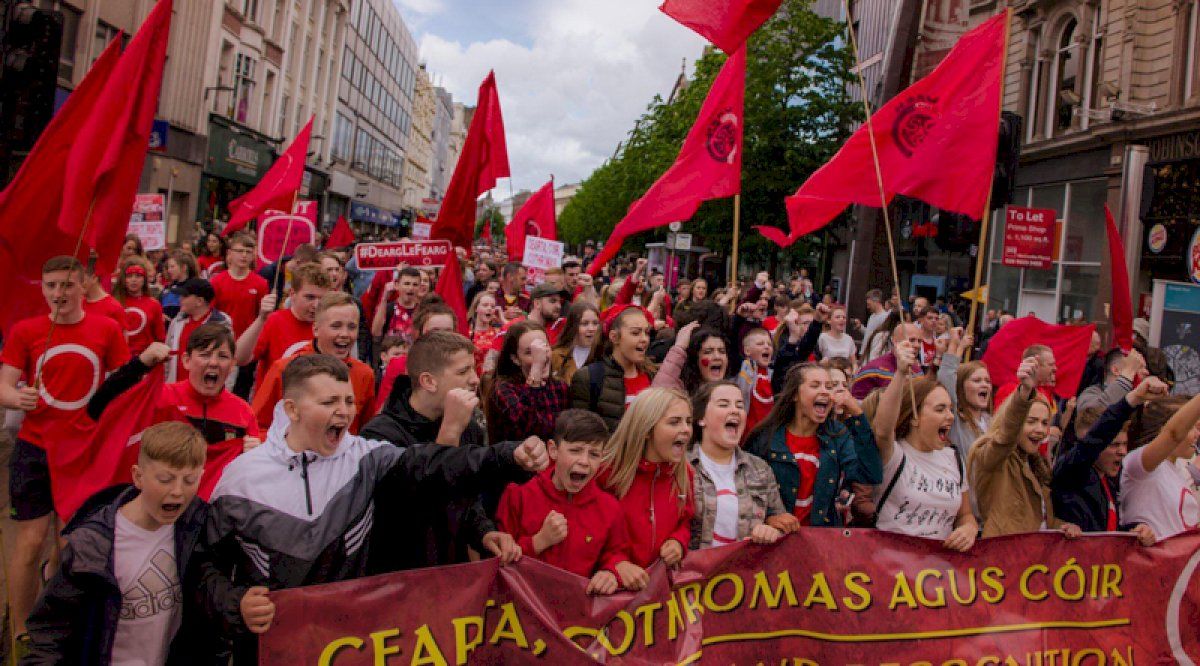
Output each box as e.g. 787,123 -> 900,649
559,0 -> 855,280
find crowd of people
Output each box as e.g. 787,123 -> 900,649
2,232 -> 1197,665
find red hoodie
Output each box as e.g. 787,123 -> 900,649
608,460 -> 695,568
495,467 -> 629,578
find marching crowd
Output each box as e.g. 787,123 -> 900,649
2,232 -> 1198,665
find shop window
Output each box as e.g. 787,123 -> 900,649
987,263 -> 1022,314
1059,264 -> 1101,322
1052,19 -> 1079,135
1063,179 -> 1106,263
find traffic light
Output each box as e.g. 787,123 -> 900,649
0,1 -> 63,179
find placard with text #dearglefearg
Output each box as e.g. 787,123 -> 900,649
353,240 -> 452,270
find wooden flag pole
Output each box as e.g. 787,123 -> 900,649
964,8 -> 1012,362
730,194 -> 741,286
842,0 -> 917,415
269,191 -> 302,303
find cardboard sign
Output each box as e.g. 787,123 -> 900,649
354,240 -> 452,270
1002,205 -> 1056,270
522,236 -> 564,271
128,194 -> 166,250
257,200 -> 317,264
411,222 -> 432,240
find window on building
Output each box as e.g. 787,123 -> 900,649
91,21 -> 122,67
241,0 -> 259,22
354,129 -> 370,170
279,94 -> 289,139
229,53 -> 257,125
1083,5 -> 1104,128
1025,27 -> 1044,142
1051,19 -> 1078,136
342,49 -> 354,81
57,4 -> 81,81
333,114 -> 352,160
1186,0 -> 1199,100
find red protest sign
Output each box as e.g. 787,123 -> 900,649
354,240 -> 452,270
262,530 -> 1200,664
1002,205 -> 1057,270
257,200 -> 317,264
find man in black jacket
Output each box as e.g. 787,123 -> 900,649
1051,376 -> 1167,545
362,331 -> 531,574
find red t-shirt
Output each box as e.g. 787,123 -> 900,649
83,295 -> 127,329
251,309 -> 313,388
121,295 -> 166,355
211,270 -> 268,336
623,372 -> 651,407
784,431 -> 821,524
1,313 -> 130,447
386,303 -> 417,342
744,370 -> 774,442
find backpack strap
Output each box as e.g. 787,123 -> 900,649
872,455 -> 907,526
588,362 -> 605,413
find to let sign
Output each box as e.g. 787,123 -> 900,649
354,240 -> 452,270
1002,205 -> 1056,270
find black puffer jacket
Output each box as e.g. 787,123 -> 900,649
360,376 -> 517,574
569,356 -> 657,431
24,486 -> 214,666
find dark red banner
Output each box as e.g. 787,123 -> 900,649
353,240 -> 452,270
260,529 -> 1200,665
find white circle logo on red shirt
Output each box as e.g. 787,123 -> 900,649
35,344 -> 102,411
283,340 -> 310,359
125,306 -> 147,336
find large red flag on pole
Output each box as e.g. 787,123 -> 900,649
1104,204 -> 1134,352
429,71 -> 508,252
982,316 -> 1096,400
57,0 -> 173,278
758,12 -> 1006,247
506,179 -> 557,262
0,37 -> 123,335
222,116 -> 314,236
660,0 -> 782,54
588,47 -> 745,276
431,72 -> 510,251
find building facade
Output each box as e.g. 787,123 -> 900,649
329,0 -> 418,235
401,64 -> 436,212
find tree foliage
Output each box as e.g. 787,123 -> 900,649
558,0 -> 856,275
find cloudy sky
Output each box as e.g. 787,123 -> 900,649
392,0 -> 706,195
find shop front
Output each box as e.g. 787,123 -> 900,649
349,201 -> 403,237
1137,129 -> 1200,305
199,114 -> 278,232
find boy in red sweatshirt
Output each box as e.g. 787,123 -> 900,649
496,409 -> 631,594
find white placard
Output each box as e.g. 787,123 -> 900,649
128,194 -> 166,250
412,222 -> 432,239
522,236 -> 564,271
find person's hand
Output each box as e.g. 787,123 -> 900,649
659,538 -> 684,567
833,387 -> 862,416
894,341 -> 917,376
528,338 -> 551,380
943,524 -> 977,552
736,302 -> 757,318
258,293 -> 279,318
242,436 -> 262,452
814,303 -> 831,323
1016,356 -> 1040,390
674,321 -> 699,351
1131,523 -> 1157,547
1119,349 -> 1146,380
514,436 -> 550,472
1060,522 -> 1082,539
577,273 -> 593,289
455,246 -> 468,263
437,388 -> 479,446
240,587 -> 275,634
615,561 -> 649,591
13,385 -> 38,412
138,342 -> 172,367
481,531 -> 522,565
649,289 -> 665,306
934,335 -> 950,357
634,258 -> 648,278
748,523 -> 783,545
1127,376 -> 1169,406
755,271 -> 769,288
765,513 -> 800,534
533,511 -> 568,553
504,305 -> 524,320
586,570 -> 620,595
958,334 -> 975,357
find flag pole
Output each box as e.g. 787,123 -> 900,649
270,191 -> 302,304
964,7 -> 1011,362
730,194 -> 741,286
842,0 -> 917,414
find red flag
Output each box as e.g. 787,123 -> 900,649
660,0 -> 782,54
431,72 -> 510,250
981,316 -> 1095,400
0,37 -> 123,336
58,0 -> 172,278
222,116 -> 314,236
506,179 -> 557,262
480,217 -> 493,244
759,11 -> 1007,247
588,47 -> 745,276
1104,205 -> 1134,352
436,251 -> 469,335
326,215 -> 356,249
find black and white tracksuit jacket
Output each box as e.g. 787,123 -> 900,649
194,404 -> 525,664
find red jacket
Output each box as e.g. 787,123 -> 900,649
609,460 -> 694,568
495,467 -> 629,578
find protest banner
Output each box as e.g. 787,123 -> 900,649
522,236 -> 564,271
261,529 -> 1200,665
257,200 -> 317,265
128,194 -> 166,250
354,239 -> 452,270
1002,205 -> 1056,270
412,221 -> 433,240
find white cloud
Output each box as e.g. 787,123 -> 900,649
417,0 -> 705,193
394,0 -> 445,16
